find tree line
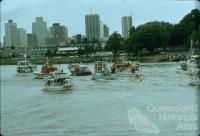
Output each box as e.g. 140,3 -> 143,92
105,9 -> 200,55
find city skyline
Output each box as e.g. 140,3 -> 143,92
1,0 -> 197,40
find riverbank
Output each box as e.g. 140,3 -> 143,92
0,51 -> 188,65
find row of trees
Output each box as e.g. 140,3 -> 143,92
45,9 -> 199,57
105,9 -> 200,55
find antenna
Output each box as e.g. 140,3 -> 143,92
91,8 -> 93,15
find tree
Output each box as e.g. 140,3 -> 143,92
105,32 -> 123,55
175,9 -> 200,47
126,21 -> 173,53
45,49 -> 52,57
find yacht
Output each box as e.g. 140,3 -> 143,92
68,63 -> 91,76
16,54 -> 37,75
111,60 -> 140,77
43,72 -> 73,91
188,55 -> 200,86
187,40 -> 200,86
92,61 -> 118,80
176,61 -> 189,75
34,59 -> 57,79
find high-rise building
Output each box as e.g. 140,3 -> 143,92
18,28 -> 27,47
4,20 -> 19,47
50,23 -> 67,42
32,17 -> 48,47
27,33 -> 38,47
65,26 -> 68,39
85,14 -> 100,41
100,21 -> 104,40
122,16 -> 132,38
103,24 -> 109,40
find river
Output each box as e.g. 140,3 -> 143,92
1,62 -> 199,136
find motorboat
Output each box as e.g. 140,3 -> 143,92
92,61 -> 118,80
68,64 -> 91,76
188,55 -> 200,86
43,72 -> 73,91
111,60 -> 141,80
16,54 -> 37,75
187,40 -> 200,86
34,59 -> 57,79
176,61 -> 189,75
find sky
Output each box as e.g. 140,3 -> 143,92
1,0 -> 199,39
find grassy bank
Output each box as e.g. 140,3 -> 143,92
0,51 -> 189,65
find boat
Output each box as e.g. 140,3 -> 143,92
111,60 -> 142,79
16,54 -> 37,75
188,55 -> 200,86
68,63 -> 91,76
111,60 -> 139,75
43,72 -> 73,91
34,59 -> 57,79
91,61 -> 118,80
187,40 -> 200,86
176,61 -> 189,74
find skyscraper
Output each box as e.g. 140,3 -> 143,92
85,14 -> 100,41
103,24 -> 109,40
100,21 -> 104,40
27,33 -> 38,47
32,17 -> 47,47
50,23 -> 67,42
4,20 -> 19,47
122,16 -> 132,38
18,28 -> 27,47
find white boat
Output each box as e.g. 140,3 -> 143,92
176,61 -> 189,75
92,70 -> 118,80
187,40 -> 200,86
92,61 -> 118,80
17,54 -> 37,75
43,72 -> 73,91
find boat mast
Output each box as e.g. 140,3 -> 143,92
24,47 -> 27,62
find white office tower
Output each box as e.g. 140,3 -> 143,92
85,14 -> 100,41
4,20 -> 19,47
122,16 -> 132,38
32,17 -> 48,47
18,28 -> 27,47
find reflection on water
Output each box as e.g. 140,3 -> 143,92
42,89 -> 73,95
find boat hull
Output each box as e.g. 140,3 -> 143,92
34,72 -> 50,79
91,73 -> 118,80
43,84 -> 73,91
189,76 -> 200,86
71,71 -> 92,76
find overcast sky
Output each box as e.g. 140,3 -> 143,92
1,0 -> 199,38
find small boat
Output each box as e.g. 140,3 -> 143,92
188,55 -> 200,86
176,61 -> 189,74
17,54 -> 37,75
187,40 -> 200,86
112,61 -> 139,73
43,72 -> 73,91
92,61 -> 118,80
34,59 -> 57,79
111,60 -> 141,78
68,64 -> 91,76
